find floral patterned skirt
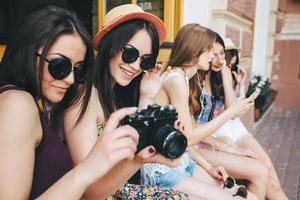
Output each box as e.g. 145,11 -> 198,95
106,183 -> 189,200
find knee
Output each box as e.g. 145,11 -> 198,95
250,162 -> 269,185
268,177 -> 283,192
263,157 -> 274,172
247,192 -> 259,200
254,150 -> 274,170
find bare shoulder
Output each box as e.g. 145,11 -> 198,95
64,86 -> 104,132
163,68 -> 189,95
0,89 -> 39,117
164,68 -> 187,86
0,89 -> 41,143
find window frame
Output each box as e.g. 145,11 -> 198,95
97,0 -> 183,62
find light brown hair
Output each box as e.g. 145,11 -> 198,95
167,23 -> 216,115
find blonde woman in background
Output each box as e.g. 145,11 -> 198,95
141,23 -> 259,200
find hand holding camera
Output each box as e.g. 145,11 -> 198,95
124,104 -> 188,159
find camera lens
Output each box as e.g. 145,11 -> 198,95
153,124 -> 187,159
164,132 -> 187,159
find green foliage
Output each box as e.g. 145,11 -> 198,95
246,75 -> 271,108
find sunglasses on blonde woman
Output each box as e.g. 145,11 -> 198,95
120,44 -> 156,71
36,53 -> 87,84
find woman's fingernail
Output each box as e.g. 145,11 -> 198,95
149,147 -> 155,153
129,107 -> 138,112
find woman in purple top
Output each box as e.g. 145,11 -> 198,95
0,6 -> 140,199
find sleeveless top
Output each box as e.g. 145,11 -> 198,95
195,92 -> 224,124
142,69 -> 192,178
0,86 -> 73,199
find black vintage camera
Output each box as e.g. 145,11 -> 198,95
124,104 -> 187,159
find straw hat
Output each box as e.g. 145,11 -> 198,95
93,4 -> 166,49
224,38 -> 240,51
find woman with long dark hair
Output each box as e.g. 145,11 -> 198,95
195,33 -> 287,200
196,36 -> 287,200
0,5 -> 141,199
64,4 -> 189,199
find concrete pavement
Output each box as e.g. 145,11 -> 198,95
253,107 -> 300,200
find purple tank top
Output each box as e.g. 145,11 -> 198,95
0,86 -> 73,199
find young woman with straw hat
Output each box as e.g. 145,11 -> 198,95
64,4 -> 189,199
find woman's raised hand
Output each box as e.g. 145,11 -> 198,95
227,88 -> 260,118
139,64 -> 171,108
232,66 -> 247,85
207,165 -> 229,185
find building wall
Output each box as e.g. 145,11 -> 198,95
182,0 -> 211,27
252,0 -> 271,77
272,0 -> 300,109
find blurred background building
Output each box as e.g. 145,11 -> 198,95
0,0 -> 299,127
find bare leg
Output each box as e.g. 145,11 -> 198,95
174,176 -> 257,200
188,195 -> 206,200
197,148 -> 268,200
192,165 -> 219,186
236,135 -> 288,200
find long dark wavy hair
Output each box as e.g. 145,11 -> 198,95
167,23 -> 216,115
225,48 -> 239,88
94,19 -> 159,119
210,32 -> 225,101
0,5 -> 94,129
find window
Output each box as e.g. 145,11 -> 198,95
96,0 -> 182,62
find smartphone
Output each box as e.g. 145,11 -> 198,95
248,87 -> 261,100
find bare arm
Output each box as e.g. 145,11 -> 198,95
161,72 -> 258,146
64,88 -> 139,199
161,73 -> 231,144
233,66 -> 247,98
222,65 -> 248,108
46,107 -> 142,200
188,146 -> 228,183
0,91 -> 94,200
0,91 -> 40,199
221,64 -> 237,108
64,87 -> 177,199
188,146 -> 211,170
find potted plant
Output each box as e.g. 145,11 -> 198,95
246,75 -> 276,121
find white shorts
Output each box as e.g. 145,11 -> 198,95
212,118 -> 250,143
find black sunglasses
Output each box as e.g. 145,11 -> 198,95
233,186 -> 248,198
120,44 -> 156,71
223,176 -> 235,189
223,177 -> 248,198
36,53 -> 87,84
